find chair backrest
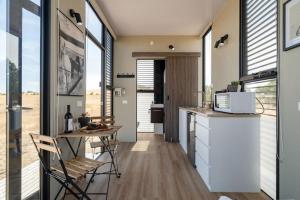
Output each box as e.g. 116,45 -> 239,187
91,116 -> 115,125
30,133 -> 61,156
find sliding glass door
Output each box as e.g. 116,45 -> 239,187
0,0 -> 42,199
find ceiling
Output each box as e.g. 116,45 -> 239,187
96,0 -> 227,36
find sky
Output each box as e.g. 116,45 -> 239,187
0,0 -> 7,93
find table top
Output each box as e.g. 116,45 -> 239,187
57,125 -> 122,138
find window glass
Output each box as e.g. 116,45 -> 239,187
203,29 -> 212,103
30,0 -> 40,6
85,37 -> 102,117
0,0 -> 6,198
245,80 -> 277,199
21,9 -> 41,199
137,60 -> 154,91
85,2 -> 103,43
242,0 -> 278,75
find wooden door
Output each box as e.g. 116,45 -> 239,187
164,56 -> 198,142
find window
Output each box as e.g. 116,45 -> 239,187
85,1 -> 114,157
241,0 -> 278,76
241,0 -> 278,199
104,29 -> 113,116
202,27 -> 212,103
85,37 -> 102,117
85,2 -> 103,43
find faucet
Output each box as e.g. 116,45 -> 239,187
197,90 -> 206,108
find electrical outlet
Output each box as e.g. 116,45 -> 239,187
122,100 -> 128,104
77,100 -> 82,107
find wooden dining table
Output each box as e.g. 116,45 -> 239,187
57,125 -> 122,178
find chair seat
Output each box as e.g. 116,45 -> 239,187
51,156 -> 105,180
90,140 -> 119,149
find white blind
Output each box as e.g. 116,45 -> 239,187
245,80 -> 277,199
105,29 -> 113,87
245,0 -> 278,75
137,93 -> 154,132
104,29 -> 113,116
105,89 -> 112,116
137,60 -> 154,91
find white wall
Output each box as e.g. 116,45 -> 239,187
279,0 -> 300,198
48,0 -> 115,198
211,0 -> 240,91
49,1 -> 86,198
113,36 -> 202,141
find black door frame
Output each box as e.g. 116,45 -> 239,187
5,0 -> 50,199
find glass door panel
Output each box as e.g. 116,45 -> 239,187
21,8 -> 40,199
0,0 -> 42,199
0,0 -> 7,198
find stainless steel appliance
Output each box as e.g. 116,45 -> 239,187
187,112 -> 196,167
214,92 -> 256,113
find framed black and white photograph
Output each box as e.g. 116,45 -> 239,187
58,11 -> 85,96
284,0 -> 300,51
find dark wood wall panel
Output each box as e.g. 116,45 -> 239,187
165,56 -> 198,142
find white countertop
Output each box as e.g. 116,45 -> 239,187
179,107 -> 260,118
151,104 -> 164,108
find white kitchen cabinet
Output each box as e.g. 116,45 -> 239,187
179,108 -> 187,154
195,114 -> 260,192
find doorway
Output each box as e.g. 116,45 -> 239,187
136,59 -> 165,139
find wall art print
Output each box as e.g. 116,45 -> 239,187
284,0 -> 300,50
58,11 -> 84,96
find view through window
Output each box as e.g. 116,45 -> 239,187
85,1 -> 114,157
203,28 -> 212,104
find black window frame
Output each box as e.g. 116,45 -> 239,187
4,0 -> 51,199
202,26 -> 212,103
85,0 -> 114,117
239,0 -> 279,82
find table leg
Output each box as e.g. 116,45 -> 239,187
65,137 -> 83,158
100,136 -> 121,178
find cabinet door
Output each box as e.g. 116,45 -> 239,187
164,56 -> 198,142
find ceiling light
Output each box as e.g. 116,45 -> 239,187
70,9 -> 83,25
150,41 -> 154,46
169,44 -> 175,51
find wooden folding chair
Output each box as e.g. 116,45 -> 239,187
88,116 -> 120,177
30,133 -> 111,200
89,116 -> 119,154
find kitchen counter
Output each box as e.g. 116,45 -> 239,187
179,107 -> 260,118
179,107 -> 260,192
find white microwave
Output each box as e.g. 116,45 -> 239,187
214,92 -> 256,114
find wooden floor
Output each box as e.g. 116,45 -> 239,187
67,133 -> 271,200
